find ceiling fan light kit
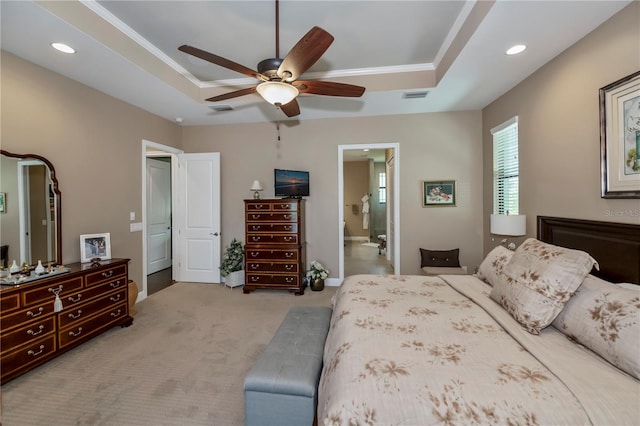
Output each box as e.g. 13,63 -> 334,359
256,81 -> 299,106
178,0 -> 365,118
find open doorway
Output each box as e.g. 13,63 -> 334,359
141,140 -> 183,301
338,143 -> 399,281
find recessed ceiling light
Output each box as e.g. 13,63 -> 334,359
506,44 -> 526,55
51,42 -> 75,54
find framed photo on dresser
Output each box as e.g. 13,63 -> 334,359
80,233 -> 112,263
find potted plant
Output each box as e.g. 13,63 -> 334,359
220,238 -> 245,288
307,260 -> 329,291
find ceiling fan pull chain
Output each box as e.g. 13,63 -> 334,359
277,121 -> 281,141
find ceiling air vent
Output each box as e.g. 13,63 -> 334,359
208,105 -> 234,112
402,91 -> 429,99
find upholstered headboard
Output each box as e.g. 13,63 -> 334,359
537,216 -> 640,284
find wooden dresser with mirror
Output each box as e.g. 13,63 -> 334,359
0,150 -> 133,384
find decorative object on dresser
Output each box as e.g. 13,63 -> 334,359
250,180 -> 263,199
79,233 -> 112,263
244,199 -> 306,295
0,258 -> 133,384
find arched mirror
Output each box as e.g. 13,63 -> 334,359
0,150 -> 62,267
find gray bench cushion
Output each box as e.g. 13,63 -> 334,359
244,306 -> 332,426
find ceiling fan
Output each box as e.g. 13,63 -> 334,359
178,0 -> 365,118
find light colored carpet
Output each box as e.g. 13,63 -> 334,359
1,283 -> 336,426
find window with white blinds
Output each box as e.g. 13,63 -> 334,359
492,117 -> 519,215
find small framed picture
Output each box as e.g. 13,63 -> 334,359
80,233 -> 112,263
0,192 -> 5,213
422,180 -> 456,207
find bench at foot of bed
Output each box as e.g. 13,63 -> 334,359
244,305 -> 332,426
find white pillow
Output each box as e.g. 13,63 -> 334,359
490,238 -> 598,334
616,283 -> 639,291
553,274 -> 640,379
475,245 -> 513,287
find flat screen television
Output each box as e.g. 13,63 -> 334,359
274,169 -> 310,198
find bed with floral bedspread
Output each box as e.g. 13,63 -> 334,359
318,270 -> 639,425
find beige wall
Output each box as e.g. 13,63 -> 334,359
182,110 -> 484,276
482,2 -> 640,255
1,52 -> 182,287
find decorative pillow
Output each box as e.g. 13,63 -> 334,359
475,245 -> 514,287
420,248 -> 460,268
490,238 -> 598,334
617,283 -> 640,291
552,274 -> 640,379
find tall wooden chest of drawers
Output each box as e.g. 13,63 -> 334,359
0,258 -> 133,384
244,199 -> 306,295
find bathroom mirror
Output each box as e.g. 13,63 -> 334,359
0,150 -> 62,267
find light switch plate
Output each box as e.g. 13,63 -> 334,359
130,212 -> 136,221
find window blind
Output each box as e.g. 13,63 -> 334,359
492,117 -> 519,215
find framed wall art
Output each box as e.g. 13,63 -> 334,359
600,70 -> 640,198
80,233 -> 112,263
422,180 -> 456,207
0,192 -> 5,213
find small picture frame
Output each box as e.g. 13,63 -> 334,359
80,233 -> 112,263
600,70 -> 640,198
0,192 -> 5,213
422,180 -> 456,207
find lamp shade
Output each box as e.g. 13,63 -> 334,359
250,180 -> 263,191
490,214 -> 526,236
256,81 -> 299,105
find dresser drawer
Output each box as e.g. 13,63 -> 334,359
270,201 -> 298,212
246,234 -> 298,244
2,304 -> 55,331
247,223 -> 297,234
1,334 -> 57,378
62,279 -> 127,309
246,261 -> 299,273
23,276 -> 83,306
246,212 -> 297,222
245,202 -> 273,211
58,288 -> 127,328
58,302 -> 127,349
246,248 -> 300,261
246,273 -> 300,287
1,316 -> 56,353
85,264 -> 127,287
0,293 -> 20,315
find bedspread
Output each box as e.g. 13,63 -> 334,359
318,274 -> 640,425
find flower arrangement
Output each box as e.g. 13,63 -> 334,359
307,260 -> 329,281
220,238 -> 244,277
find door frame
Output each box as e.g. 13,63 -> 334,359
140,139 -> 183,302
337,143 -> 400,283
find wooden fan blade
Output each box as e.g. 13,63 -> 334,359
277,27 -> 334,82
179,45 -> 265,80
206,87 -> 257,102
279,99 -> 300,117
294,80 -> 365,97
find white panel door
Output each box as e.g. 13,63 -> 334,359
387,155 -> 395,266
146,158 -> 172,274
176,153 -> 221,283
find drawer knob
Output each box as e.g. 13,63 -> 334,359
48,285 -> 63,294
27,307 -> 44,318
27,325 -> 45,336
110,295 -> 121,302
110,280 -> 122,288
285,265 -> 293,270
110,309 -> 122,318
286,277 -> 294,283
252,236 -> 261,241
250,264 -> 258,270
284,214 -> 291,219
285,252 -> 294,258
69,327 -> 83,337
27,345 -> 45,357
284,236 -> 292,241
102,270 -> 114,278
284,226 -> 292,230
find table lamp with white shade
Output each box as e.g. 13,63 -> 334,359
251,180 -> 263,199
490,213 -> 526,250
